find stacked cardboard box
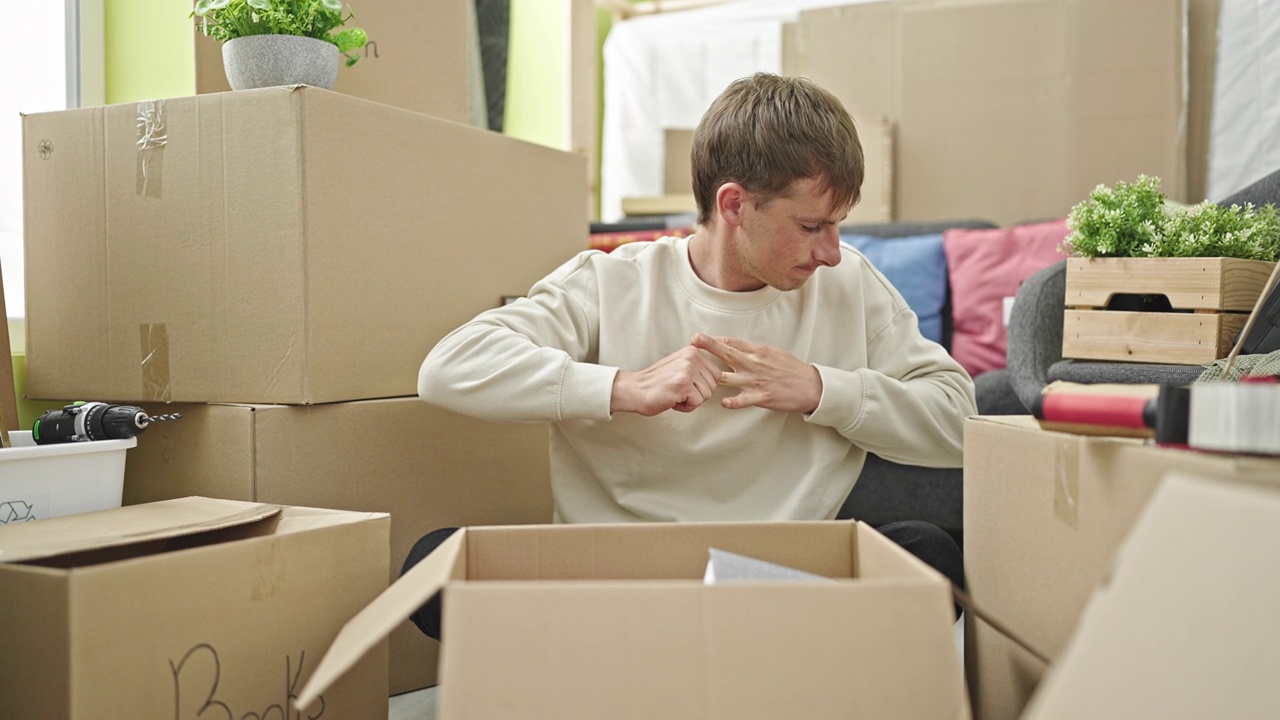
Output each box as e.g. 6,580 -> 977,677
963,416 -> 1280,719
21,86 -> 587,694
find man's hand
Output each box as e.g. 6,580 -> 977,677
691,333 -> 823,414
610,344 -> 723,416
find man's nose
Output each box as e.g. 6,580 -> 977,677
815,227 -> 842,267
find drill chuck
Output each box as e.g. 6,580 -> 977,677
33,402 -> 182,444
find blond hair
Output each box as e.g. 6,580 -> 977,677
690,73 -> 864,225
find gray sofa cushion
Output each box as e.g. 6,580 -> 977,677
1048,360 -> 1203,386
1007,260 -> 1068,411
838,219 -> 998,238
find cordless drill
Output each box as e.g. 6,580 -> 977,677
33,402 -> 182,444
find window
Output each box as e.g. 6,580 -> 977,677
2,1 -> 94,319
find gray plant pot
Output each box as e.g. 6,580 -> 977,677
223,34 -> 339,91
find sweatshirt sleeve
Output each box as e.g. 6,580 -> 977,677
417,253 -> 618,423
805,282 -> 977,469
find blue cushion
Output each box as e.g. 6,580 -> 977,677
841,233 -> 948,344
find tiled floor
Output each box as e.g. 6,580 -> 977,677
386,618 -> 965,719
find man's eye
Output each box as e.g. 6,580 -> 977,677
802,225 -> 820,233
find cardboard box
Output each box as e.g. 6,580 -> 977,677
1023,470 -> 1280,718
664,128 -> 694,195
194,0 -> 471,125
22,86 -> 587,405
963,416 -> 1280,719
789,0 -> 1189,225
299,521 -> 971,719
121,396 -> 555,695
0,496 -> 389,720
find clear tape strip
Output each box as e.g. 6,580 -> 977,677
1053,440 -> 1080,528
136,99 -> 167,198
140,323 -> 173,402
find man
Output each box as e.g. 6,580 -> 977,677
406,73 -> 976,638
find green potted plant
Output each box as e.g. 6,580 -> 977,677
1063,175 -> 1280,261
1060,175 -> 1280,364
192,0 -> 368,91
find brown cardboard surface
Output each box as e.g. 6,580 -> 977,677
965,617 -> 1046,720
194,0 -> 470,125
793,0 -> 1189,226
122,396 -> 555,695
0,498 -> 390,720
1024,471 -> 1280,718
300,521 -> 970,720
23,86 -> 587,405
963,415 -> 1280,720
0,496 -> 277,563
663,128 -> 694,195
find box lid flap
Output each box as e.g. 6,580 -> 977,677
296,526 -> 466,710
0,496 -> 279,563
1023,471 -> 1280,718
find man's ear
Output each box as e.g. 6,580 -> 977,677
716,183 -> 749,228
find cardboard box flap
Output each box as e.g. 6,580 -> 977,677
0,496 -> 279,564
1023,471 -> 1280,718
296,526 -> 466,710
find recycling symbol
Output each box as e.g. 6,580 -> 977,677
0,500 -> 37,524
38,140 -> 53,160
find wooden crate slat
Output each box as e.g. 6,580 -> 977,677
1063,309 -> 1249,365
1065,257 -> 1275,311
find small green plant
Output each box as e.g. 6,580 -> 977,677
193,0 -> 368,67
1064,175 -> 1280,261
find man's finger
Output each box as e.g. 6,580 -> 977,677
716,335 -> 759,354
719,370 -> 744,388
691,333 -> 744,365
723,389 -> 764,410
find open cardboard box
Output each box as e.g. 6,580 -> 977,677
0,497 -> 390,719
963,414 -> 1280,719
298,520 -> 971,719
1024,470 -> 1280,717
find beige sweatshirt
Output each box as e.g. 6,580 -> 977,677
419,235 -> 975,523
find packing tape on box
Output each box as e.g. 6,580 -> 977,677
140,323 -> 172,402
1053,440 -> 1080,528
136,100 -> 166,198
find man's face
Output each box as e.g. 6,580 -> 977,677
729,177 -> 849,292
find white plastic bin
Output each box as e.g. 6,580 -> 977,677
0,431 -> 136,524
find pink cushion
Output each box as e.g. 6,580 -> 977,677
943,220 -> 1070,377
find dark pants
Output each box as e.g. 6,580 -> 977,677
402,519 -> 965,642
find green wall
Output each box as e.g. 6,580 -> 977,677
104,0 -> 195,104
504,2 -> 566,149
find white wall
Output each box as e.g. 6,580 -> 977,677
2,2 -> 70,319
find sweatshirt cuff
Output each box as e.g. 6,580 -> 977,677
806,365 -> 866,432
559,361 -> 619,421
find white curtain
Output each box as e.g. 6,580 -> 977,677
1208,0 -> 1280,201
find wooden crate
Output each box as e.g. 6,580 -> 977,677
1062,257 -> 1275,364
